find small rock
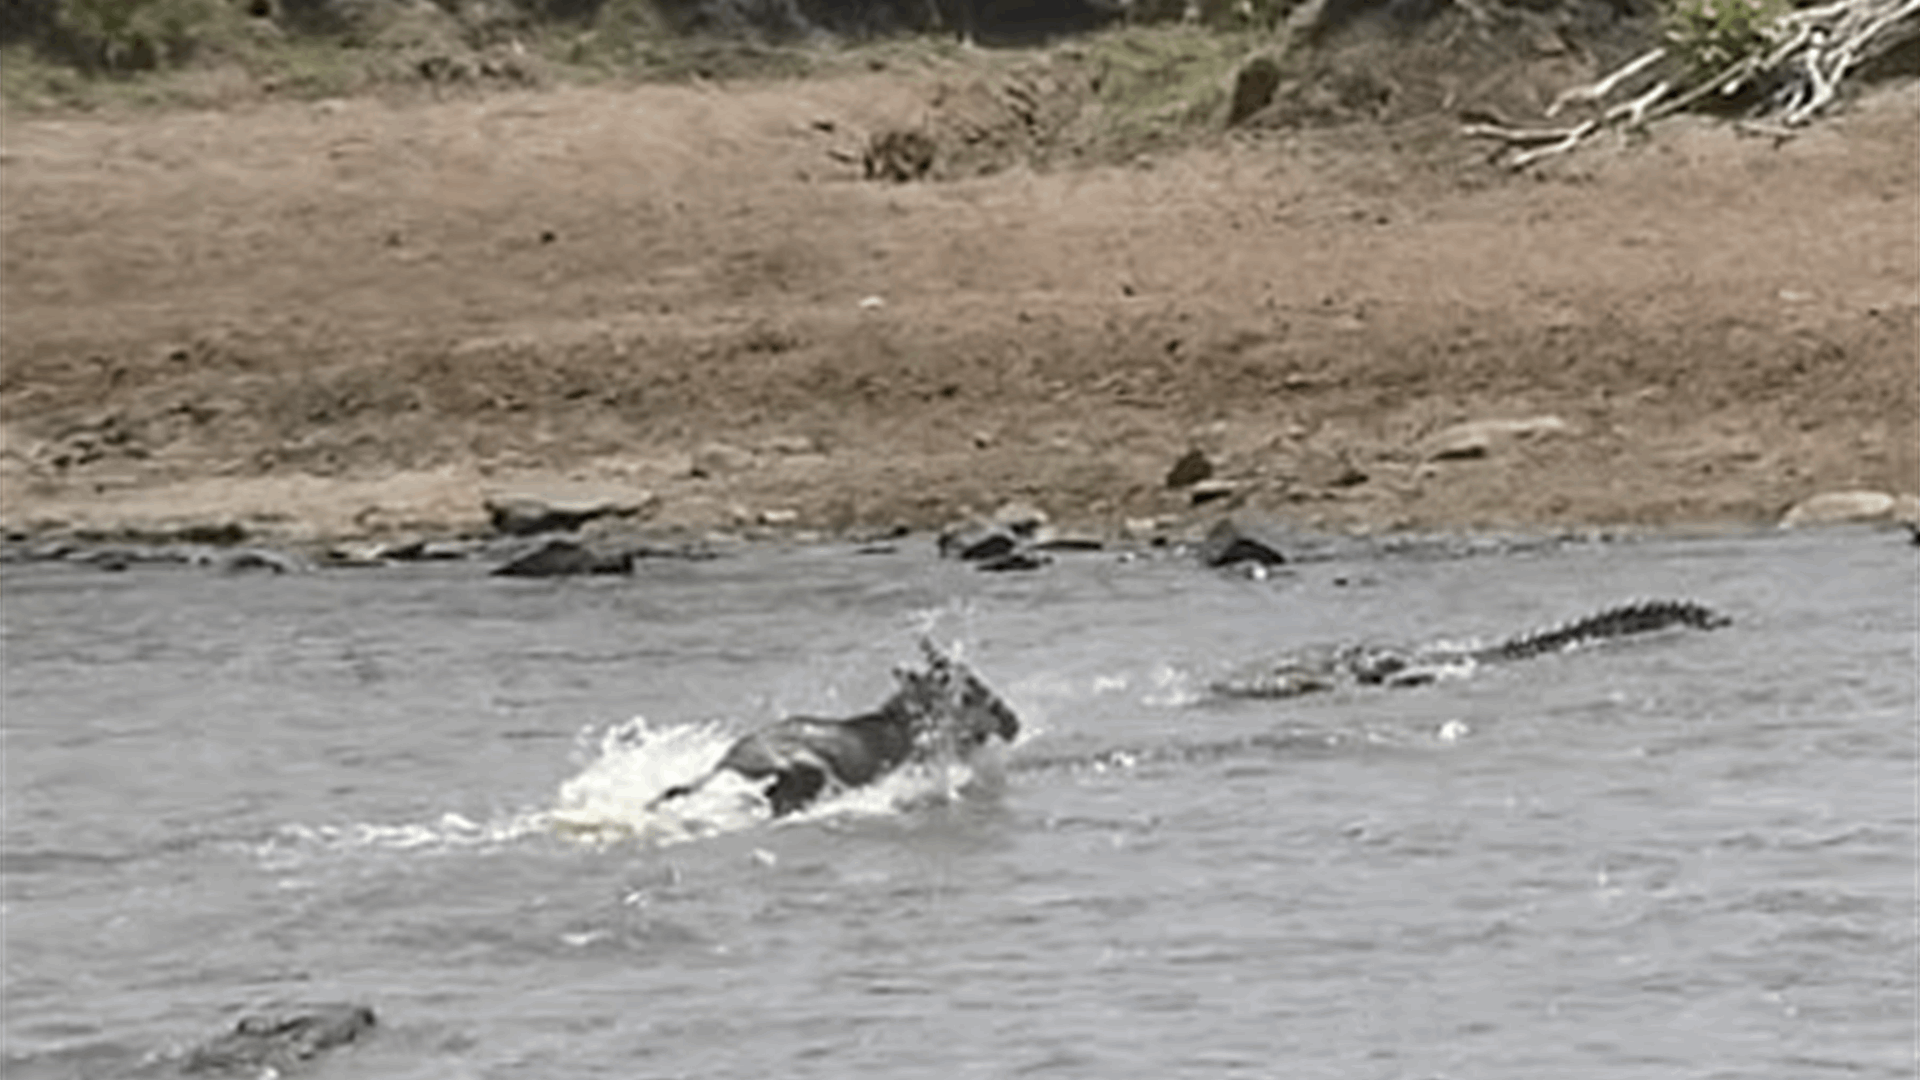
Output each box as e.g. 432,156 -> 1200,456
1420,416 -> 1570,461
486,495 -> 643,537
864,128 -> 936,182
939,523 -> 1019,562
324,541 -> 389,567
1227,54 -> 1283,126
1780,489 -> 1898,528
991,501 -> 1050,538
1031,535 -> 1104,553
1196,517 -> 1288,568
1165,449 -> 1214,489
630,541 -> 721,562
762,435 -> 819,455
384,538 -> 483,561
1426,433 -> 1490,461
491,539 -> 634,577
218,548 -> 304,574
1190,479 -> 1237,506
690,443 -> 757,478
977,551 -> 1051,572
70,545 -> 140,569
171,521 -> 251,546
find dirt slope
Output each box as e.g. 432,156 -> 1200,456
1,57 -> 1914,544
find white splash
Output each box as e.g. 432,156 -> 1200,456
261,716 -> 755,858
1142,663 -> 1205,708
539,716 -> 757,845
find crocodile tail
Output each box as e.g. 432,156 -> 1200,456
1489,599 -> 1731,661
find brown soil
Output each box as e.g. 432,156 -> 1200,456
2,51 -> 1915,547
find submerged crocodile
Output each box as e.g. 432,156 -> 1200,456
180,1004 -> 375,1075
1212,599 -> 1731,699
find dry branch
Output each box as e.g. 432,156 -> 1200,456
1468,0 -> 1920,166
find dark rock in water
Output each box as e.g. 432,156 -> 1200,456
941,504 -> 1061,568
69,546 -> 136,570
1165,449 -> 1214,489
632,542 -> 722,562
169,521 -> 251,546
182,1003 -> 375,1075
491,539 -> 634,577
485,495 -> 640,537
217,548 -> 304,574
990,501 -> 1050,539
1031,536 -> 1104,553
325,538 -> 484,567
1197,517 -> 1288,568
938,523 -> 1019,562
977,550 -> 1051,572
383,538 -> 484,562
1189,479 -> 1237,506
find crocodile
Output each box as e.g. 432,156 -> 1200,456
1212,599 -> 1731,699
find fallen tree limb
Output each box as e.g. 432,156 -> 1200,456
1545,46 -> 1667,116
1468,0 -> 1920,167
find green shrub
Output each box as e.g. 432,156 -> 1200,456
574,0 -> 663,63
1662,0 -> 1791,77
57,0 -> 245,70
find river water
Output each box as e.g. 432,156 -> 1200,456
3,527 -> 1913,1079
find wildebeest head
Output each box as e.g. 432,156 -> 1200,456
891,639 -> 1021,752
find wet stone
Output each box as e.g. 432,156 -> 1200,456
1196,517 -> 1288,568
491,539 -> 634,577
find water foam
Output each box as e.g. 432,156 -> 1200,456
264,709 -> 1009,860
542,716 -> 756,845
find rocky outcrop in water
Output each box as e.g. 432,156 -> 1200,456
180,1003 -> 375,1075
1195,517 -> 1288,569
938,502 -> 1059,572
491,538 -> 635,577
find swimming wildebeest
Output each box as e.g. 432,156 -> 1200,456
651,641 -> 1021,818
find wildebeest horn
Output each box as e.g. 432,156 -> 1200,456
918,637 -> 950,670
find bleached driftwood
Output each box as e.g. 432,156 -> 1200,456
1468,0 -> 1920,166
1545,46 -> 1667,116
